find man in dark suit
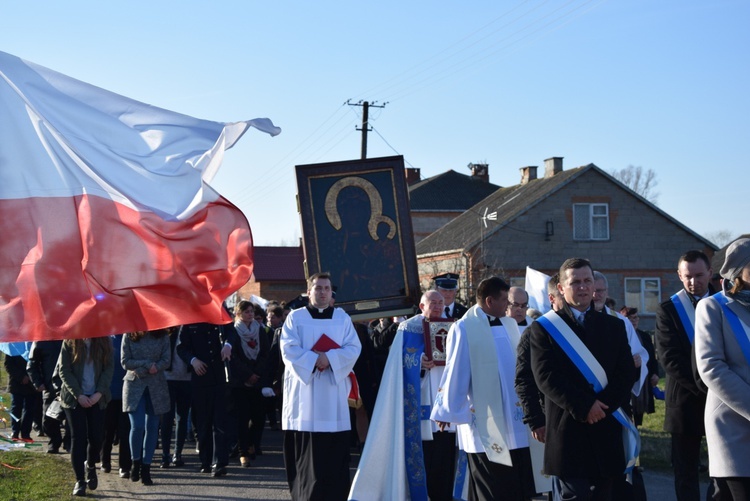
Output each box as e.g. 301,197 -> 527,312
434,273 -> 468,319
530,258 -> 636,499
655,250 -> 715,501
177,322 -> 234,477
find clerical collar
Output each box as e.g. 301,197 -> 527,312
486,315 -> 502,327
306,305 -> 334,319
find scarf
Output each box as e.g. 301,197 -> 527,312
235,319 -> 260,360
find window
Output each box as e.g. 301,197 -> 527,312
573,203 -> 609,240
624,278 -> 661,314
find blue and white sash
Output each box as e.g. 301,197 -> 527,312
671,289 -> 696,344
713,293 -> 750,366
537,311 -> 640,473
402,328 -> 428,501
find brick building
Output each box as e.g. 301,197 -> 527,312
415,157 -> 716,330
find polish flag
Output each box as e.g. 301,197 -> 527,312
0,51 -> 281,342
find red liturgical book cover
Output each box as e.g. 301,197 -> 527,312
312,333 -> 340,352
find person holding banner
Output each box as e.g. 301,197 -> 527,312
695,238 -> 750,499
530,258 -> 637,500
655,250 -> 716,501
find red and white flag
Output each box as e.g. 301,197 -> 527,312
0,51 -> 280,342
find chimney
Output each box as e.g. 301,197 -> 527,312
405,167 -> 421,185
519,166 -> 538,185
544,157 -> 563,178
468,163 -> 489,183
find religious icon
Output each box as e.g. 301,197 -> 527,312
296,156 -> 420,320
422,317 -> 454,366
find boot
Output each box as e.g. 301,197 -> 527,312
85,461 -> 98,490
141,463 -> 153,486
130,459 -> 141,482
72,480 -> 86,496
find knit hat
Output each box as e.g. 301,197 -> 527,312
720,238 -> 750,282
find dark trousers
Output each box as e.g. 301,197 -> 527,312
41,391 -> 65,449
557,476 -> 615,501
10,392 -> 36,438
716,477 -> 750,501
231,386 -> 265,456
64,405 -> 104,482
423,431 -> 457,501
161,380 -> 191,461
192,384 -> 228,468
672,432 -> 702,501
283,430 -> 350,501
101,398 -> 131,470
467,448 -> 536,501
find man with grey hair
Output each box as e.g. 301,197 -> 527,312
507,286 -> 533,331
592,270 -> 649,397
350,290 -> 456,501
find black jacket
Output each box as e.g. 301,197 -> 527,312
654,286 -> 715,435
515,329 -> 545,431
177,323 -> 234,388
530,303 -> 637,478
26,340 -> 63,393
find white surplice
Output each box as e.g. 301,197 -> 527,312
430,309 -> 529,453
605,306 -> 649,396
280,307 -> 361,432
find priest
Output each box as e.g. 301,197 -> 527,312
280,272 -> 361,501
431,277 -> 548,500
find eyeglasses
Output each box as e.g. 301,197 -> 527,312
510,302 -> 528,309
593,289 -> 608,294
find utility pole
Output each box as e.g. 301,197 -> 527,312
347,100 -> 386,159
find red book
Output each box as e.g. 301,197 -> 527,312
312,333 -> 340,352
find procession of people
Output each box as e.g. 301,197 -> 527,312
4,243 -> 750,501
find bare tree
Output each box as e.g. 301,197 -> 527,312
611,165 -> 660,204
705,230 -> 736,248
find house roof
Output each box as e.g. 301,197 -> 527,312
252,246 -> 305,281
408,169 -> 501,211
416,163 -> 717,256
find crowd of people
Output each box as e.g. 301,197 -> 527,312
4,243 -> 750,500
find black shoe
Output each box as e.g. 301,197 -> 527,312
119,468 -> 130,479
141,463 -> 153,486
85,462 -> 98,490
73,481 -> 86,496
46,445 -> 60,454
131,460 -> 142,482
211,465 -> 228,477
200,465 -> 212,474
101,462 -> 111,473
160,459 -> 170,469
172,454 -> 184,467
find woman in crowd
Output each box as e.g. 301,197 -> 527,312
696,238 -> 750,500
229,300 -> 270,467
58,337 -> 114,497
121,329 -> 171,485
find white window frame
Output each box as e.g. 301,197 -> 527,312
624,277 -> 661,315
573,203 -> 610,241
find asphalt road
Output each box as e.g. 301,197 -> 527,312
34,427 -> 708,500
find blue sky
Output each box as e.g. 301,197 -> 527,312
3,0 -> 748,248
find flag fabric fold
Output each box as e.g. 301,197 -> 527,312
0,51 -> 280,342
